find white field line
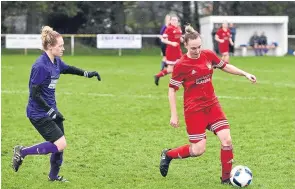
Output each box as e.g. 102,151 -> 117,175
1,90 -> 294,101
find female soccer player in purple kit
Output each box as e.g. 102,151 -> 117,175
12,26 -> 101,182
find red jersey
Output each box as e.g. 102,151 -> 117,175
164,24 -> 182,44
169,50 -> 227,114
216,28 -> 231,45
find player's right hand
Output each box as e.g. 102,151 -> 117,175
170,115 -> 179,128
219,39 -> 225,43
245,73 -> 257,84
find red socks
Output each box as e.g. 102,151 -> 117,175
166,144 -> 191,159
156,70 -> 168,78
221,145 -> 234,180
165,144 -> 233,181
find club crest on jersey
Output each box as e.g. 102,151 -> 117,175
191,70 -> 196,75
207,63 -> 212,70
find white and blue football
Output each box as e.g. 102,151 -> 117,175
230,165 -> 253,187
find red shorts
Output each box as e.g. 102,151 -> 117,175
166,46 -> 182,65
218,42 -> 229,54
184,103 -> 230,143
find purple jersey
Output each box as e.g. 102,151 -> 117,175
160,25 -> 167,35
26,52 -> 69,118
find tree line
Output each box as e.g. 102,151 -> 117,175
2,1 -> 295,35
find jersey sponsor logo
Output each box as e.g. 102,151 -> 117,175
48,79 -> 58,89
195,74 -> 212,85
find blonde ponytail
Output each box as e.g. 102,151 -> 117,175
185,24 -> 195,34
184,24 -> 200,43
40,26 -> 61,50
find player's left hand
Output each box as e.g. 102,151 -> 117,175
87,71 -> 101,81
245,73 -> 256,83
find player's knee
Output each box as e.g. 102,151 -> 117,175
190,145 -> 206,157
54,136 -> 67,151
221,136 -> 232,147
167,66 -> 173,73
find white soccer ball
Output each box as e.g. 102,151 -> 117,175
230,165 -> 253,187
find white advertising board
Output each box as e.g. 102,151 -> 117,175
6,34 -> 42,49
97,34 -> 142,49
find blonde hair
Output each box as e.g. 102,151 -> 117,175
185,24 -> 196,34
184,24 -> 200,43
164,14 -> 171,26
41,26 -> 61,50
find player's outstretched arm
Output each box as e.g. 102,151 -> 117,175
221,64 -> 257,83
168,87 -> 179,128
62,66 -> 101,81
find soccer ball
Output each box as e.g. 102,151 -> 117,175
230,165 -> 253,187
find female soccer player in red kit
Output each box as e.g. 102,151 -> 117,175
215,22 -> 234,62
159,25 -> 257,185
154,15 -> 183,86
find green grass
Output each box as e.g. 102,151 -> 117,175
1,55 -> 295,189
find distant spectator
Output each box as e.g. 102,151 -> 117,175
229,23 -> 236,56
211,24 -> 219,54
249,31 -> 260,56
259,32 -> 268,55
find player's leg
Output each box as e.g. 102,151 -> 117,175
12,117 -> 66,172
159,111 -> 207,177
154,47 -> 178,85
220,51 -> 229,62
206,103 -> 233,184
48,120 -> 68,182
229,43 -> 233,56
223,43 -> 230,62
218,45 -> 225,61
166,64 -> 174,74
160,44 -> 167,71
217,129 -> 233,184
160,56 -> 166,71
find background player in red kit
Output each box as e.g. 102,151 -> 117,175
154,15 -> 183,86
159,25 -> 257,185
158,14 -> 171,71
215,22 -> 234,62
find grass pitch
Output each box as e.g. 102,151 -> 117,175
1,55 -> 295,189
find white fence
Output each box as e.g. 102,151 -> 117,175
2,34 -> 295,56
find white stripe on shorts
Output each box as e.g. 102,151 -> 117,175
166,60 -> 179,65
170,79 -> 182,87
210,120 -> 229,132
189,133 -> 206,140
